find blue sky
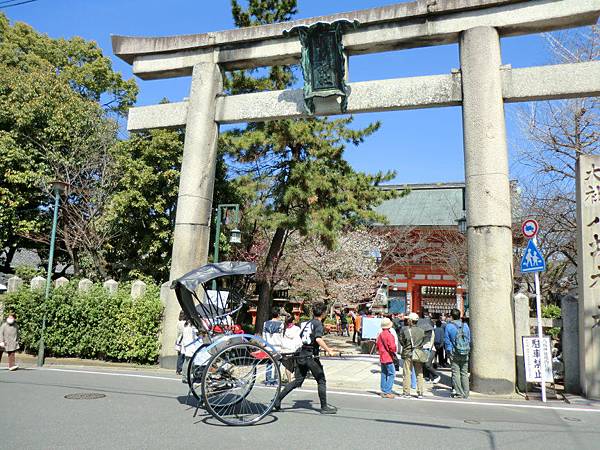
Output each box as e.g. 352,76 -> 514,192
3,0 -> 554,184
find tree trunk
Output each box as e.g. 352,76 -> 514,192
255,227 -> 286,334
90,249 -> 108,280
72,247 -> 80,277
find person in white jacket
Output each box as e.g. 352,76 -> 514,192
280,313 -> 302,382
181,319 -> 200,384
175,311 -> 186,375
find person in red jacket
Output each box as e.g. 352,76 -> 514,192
376,318 -> 398,398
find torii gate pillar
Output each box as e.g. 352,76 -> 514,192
461,26 -> 515,394
161,62 -> 222,368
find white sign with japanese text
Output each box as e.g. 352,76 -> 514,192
522,336 -> 553,383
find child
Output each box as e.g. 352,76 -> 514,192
0,313 -> 20,371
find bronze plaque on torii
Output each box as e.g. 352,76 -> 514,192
285,20 -> 359,114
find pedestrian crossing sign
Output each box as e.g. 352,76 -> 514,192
520,239 -> 546,273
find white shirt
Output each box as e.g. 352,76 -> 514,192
280,324 -> 302,354
181,323 -> 200,357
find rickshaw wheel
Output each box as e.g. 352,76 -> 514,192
188,343 -> 210,401
201,341 -> 281,426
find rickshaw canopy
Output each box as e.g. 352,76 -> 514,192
171,261 -> 256,332
170,261 -> 256,292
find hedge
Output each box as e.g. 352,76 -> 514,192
2,281 -> 163,364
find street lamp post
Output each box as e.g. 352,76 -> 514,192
37,181 -> 68,367
212,204 -> 241,289
457,186 -> 467,235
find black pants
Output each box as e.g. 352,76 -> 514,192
435,343 -> 446,367
276,355 -> 327,408
176,351 -> 185,373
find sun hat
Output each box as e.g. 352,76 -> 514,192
408,312 -> 419,322
380,318 -> 393,329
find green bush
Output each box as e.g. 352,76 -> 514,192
542,304 -> 561,339
542,304 -> 561,319
3,280 -> 163,364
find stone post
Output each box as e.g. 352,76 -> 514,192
103,279 -> 118,296
460,26 -> 516,394
561,294 -> 580,394
55,277 -> 69,288
513,292 -> 530,392
163,61 -> 222,369
78,278 -> 93,293
160,282 -> 171,308
7,276 -> 23,293
576,154 -> 600,400
131,280 -> 147,299
31,276 -> 45,291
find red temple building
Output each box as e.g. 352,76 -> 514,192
373,183 -> 468,317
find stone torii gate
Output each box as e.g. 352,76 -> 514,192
113,0 -> 600,393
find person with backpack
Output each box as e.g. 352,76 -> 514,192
273,303 -> 339,414
444,308 -> 471,399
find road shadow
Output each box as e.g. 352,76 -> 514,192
177,394 -> 203,411
286,399 -> 320,412
199,413 -> 278,427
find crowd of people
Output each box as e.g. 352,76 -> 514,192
263,305 -> 472,403
334,306 -> 471,399
374,308 -> 471,399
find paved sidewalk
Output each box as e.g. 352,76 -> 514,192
322,333 -> 455,397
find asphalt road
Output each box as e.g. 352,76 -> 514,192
1,367 -> 599,450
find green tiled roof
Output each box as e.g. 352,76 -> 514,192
374,183 -> 465,226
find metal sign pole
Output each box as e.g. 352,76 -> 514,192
533,236 -> 546,403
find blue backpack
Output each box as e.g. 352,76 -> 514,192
452,321 -> 470,357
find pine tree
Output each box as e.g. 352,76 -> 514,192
226,0 -> 397,332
